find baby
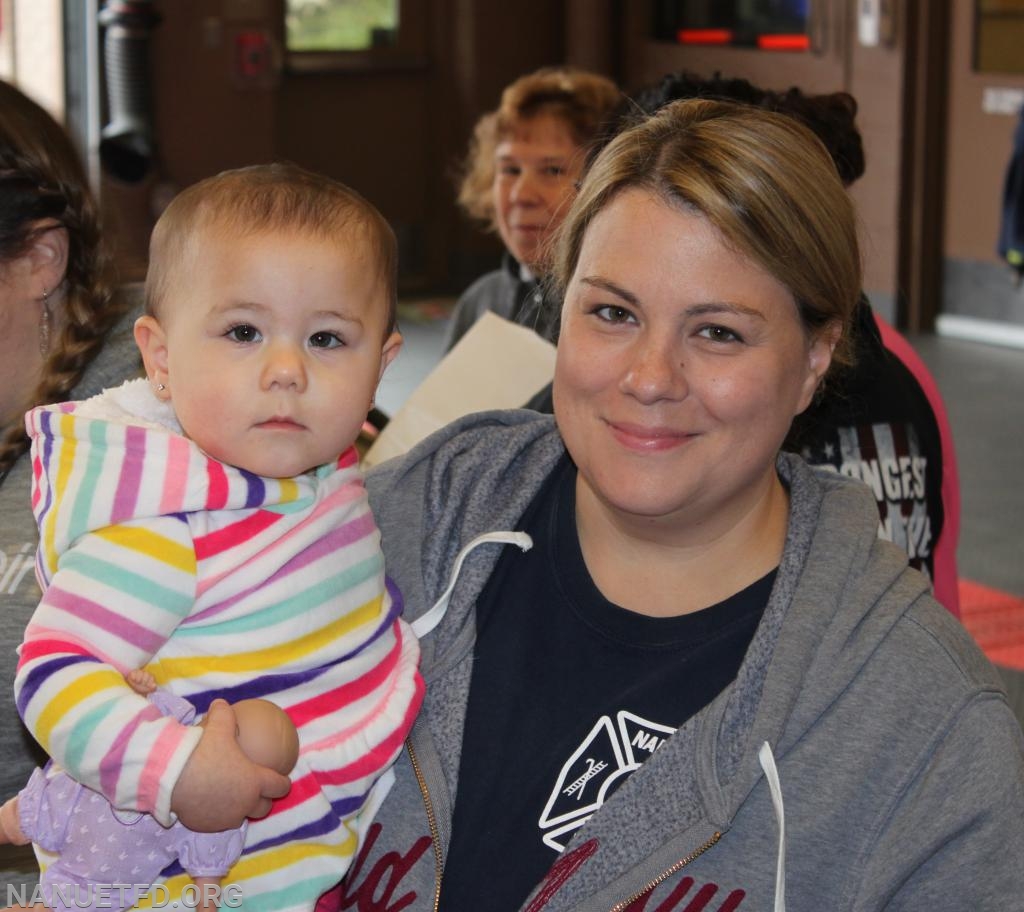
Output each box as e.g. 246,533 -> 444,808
1,670 -> 299,911
11,163 -> 423,911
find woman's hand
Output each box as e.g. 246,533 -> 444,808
170,699 -> 292,832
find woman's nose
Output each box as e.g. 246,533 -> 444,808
510,170 -> 541,205
619,335 -> 688,404
261,342 -> 307,391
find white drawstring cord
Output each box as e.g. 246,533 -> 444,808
357,532 -> 530,852
410,531 -> 533,638
758,741 -> 787,912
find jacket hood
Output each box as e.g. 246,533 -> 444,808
368,410 -> 565,672
27,379 -> 356,582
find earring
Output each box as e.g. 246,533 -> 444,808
38,289 -> 52,357
155,383 -> 166,393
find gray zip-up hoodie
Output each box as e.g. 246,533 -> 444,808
349,409 -> 1024,912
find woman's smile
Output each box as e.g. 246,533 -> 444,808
606,419 -> 696,451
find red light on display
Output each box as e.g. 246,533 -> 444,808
757,33 -> 810,51
677,29 -> 734,46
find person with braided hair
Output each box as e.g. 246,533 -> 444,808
0,79 -> 142,890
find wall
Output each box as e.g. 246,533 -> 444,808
846,15 -> 905,314
101,0 -> 279,281
101,0 -> 570,292
943,0 -> 1024,263
610,2 -> 907,317
942,0 -> 1024,326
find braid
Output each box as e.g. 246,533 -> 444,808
0,79 -> 128,480
0,196 -> 125,478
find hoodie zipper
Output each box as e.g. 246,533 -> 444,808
402,532 -> 534,911
607,832 -> 722,912
407,737 -> 443,912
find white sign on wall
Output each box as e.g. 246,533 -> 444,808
982,86 -> 1024,116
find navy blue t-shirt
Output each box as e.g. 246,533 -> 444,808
438,456 -> 774,911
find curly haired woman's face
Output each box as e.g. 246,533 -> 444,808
492,113 -> 584,272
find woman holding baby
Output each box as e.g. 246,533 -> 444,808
344,98 -> 1024,912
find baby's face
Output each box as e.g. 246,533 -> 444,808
137,227 -> 399,478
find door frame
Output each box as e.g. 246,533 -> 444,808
897,0 -> 951,332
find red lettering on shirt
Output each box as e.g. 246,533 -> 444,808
525,839 -> 599,911
624,876 -> 746,911
335,822 -> 433,912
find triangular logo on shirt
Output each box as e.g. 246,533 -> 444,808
538,711 -> 676,851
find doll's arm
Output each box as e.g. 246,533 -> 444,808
126,667 -> 159,696
0,795 -> 28,845
190,878 -> 223,912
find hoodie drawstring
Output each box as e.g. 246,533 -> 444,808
410,531 -> 533,638
758,741 -> 786,912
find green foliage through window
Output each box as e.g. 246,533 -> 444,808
286,0 -> 399,52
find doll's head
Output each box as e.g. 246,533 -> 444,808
229,698 -> 300,776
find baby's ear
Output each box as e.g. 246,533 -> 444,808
134,315 -> 172,400
378,330 -> 403,382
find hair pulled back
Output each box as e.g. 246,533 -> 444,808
0,80 -> 123,477
554,99 -> 862,371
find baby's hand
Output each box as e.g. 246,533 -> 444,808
171,700 -> 291,832
126,668 -> 158,696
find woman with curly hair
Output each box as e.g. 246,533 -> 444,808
444,66 -> 620,351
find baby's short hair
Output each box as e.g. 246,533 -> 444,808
145,162 -> 397,334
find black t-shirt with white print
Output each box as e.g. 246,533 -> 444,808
438,456 -> 774,912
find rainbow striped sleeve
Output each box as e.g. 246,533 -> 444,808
15,511 -> 202,826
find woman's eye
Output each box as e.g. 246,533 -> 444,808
594,304 -> 635,325
698,325 -> 742,343
226,324 -> 261,343
543,165 -> 566,177
309,331 -> 343,349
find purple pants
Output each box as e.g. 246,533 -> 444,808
19,765 -> 245,912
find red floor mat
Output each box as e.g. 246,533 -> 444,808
959,579 -> 1024,671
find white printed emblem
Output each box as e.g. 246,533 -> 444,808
538,711 -> 676,851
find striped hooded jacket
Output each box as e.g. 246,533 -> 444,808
16,378 -> 423,910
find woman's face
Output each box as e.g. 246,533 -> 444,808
0,253 -> 45,428
553,188 -> 835,534
491,112 -> 584,271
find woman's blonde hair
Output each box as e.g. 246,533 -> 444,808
457,66 -> 621,229
553,98 -> 862,370
0,80 -> 123,477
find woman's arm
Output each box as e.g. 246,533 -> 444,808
854,693 -> 1024,909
